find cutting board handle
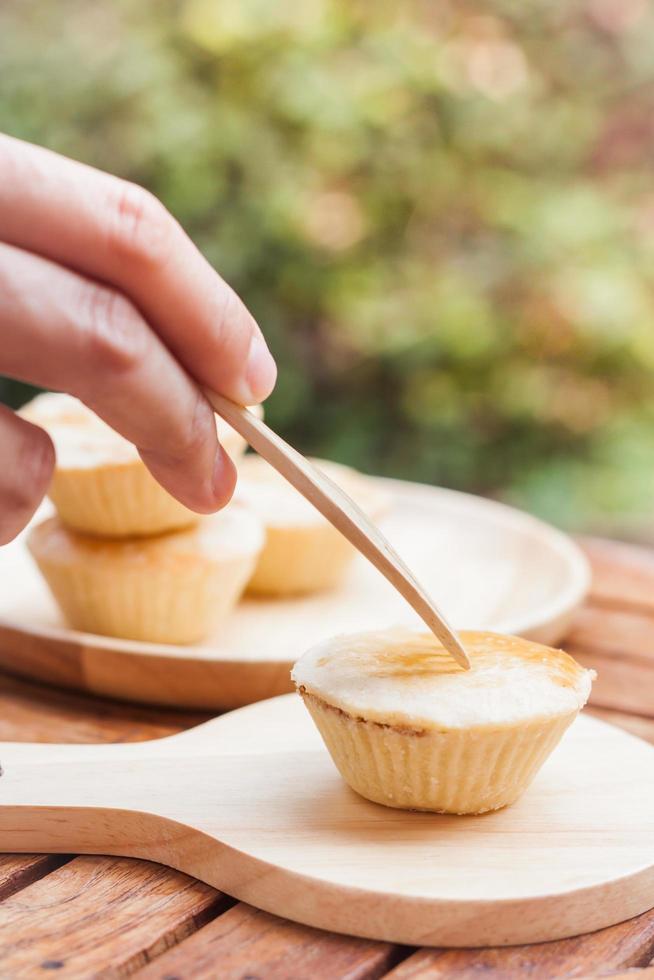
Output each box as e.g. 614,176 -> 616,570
0,739 -> 176,857
0,719 -> 232,855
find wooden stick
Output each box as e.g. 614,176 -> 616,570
207,392 -> 470,670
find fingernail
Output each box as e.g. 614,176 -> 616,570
245,331 -> 277,403
212,445 -> 236,508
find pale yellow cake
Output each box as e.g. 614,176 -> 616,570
28,506 -> 264,644
236,455 -> 390,596
292,629 -> 595,814
20,393 -> 260,538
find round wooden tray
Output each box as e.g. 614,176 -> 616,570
0,478 -> 590,710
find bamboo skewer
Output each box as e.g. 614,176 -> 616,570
208,391 -> 471,670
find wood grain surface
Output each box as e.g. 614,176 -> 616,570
0,536 -> 651,978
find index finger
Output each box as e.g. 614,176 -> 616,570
0,134 -> 277,406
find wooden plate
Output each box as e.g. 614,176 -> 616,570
0,478 -> 590,710
1,695 -> 652,947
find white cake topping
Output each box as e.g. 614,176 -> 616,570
30,503 -> 264,564
19,392 -> 257,469
292,628 -> 595,730
20,393 -> 134,467
235,455 -> 389,527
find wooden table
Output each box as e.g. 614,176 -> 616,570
0,537 -> 653,980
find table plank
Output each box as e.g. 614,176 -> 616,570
383,909 -> 654,979
0,854 -> 69,901
0,855 -> 226,978
568,605 -> 654,661
134,902 -> 406,980
563,604 -> 654,717
572,646 -> 654,718
0,669 -> 208,743
583,537 -> 654,612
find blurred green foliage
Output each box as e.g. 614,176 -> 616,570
2,0 -> 654,529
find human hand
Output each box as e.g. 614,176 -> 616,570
0,134 -> 277,544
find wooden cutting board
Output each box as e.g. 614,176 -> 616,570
1,694 -> 652,948
0,479 -> 589,710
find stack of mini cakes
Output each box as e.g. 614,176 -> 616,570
22,394 -> 392,644
22,394 -> 264,643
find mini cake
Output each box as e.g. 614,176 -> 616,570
28,506 -> 264,644
236,456 -> 390,596
20,393 -> 259,538
292,629 -> 595,814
